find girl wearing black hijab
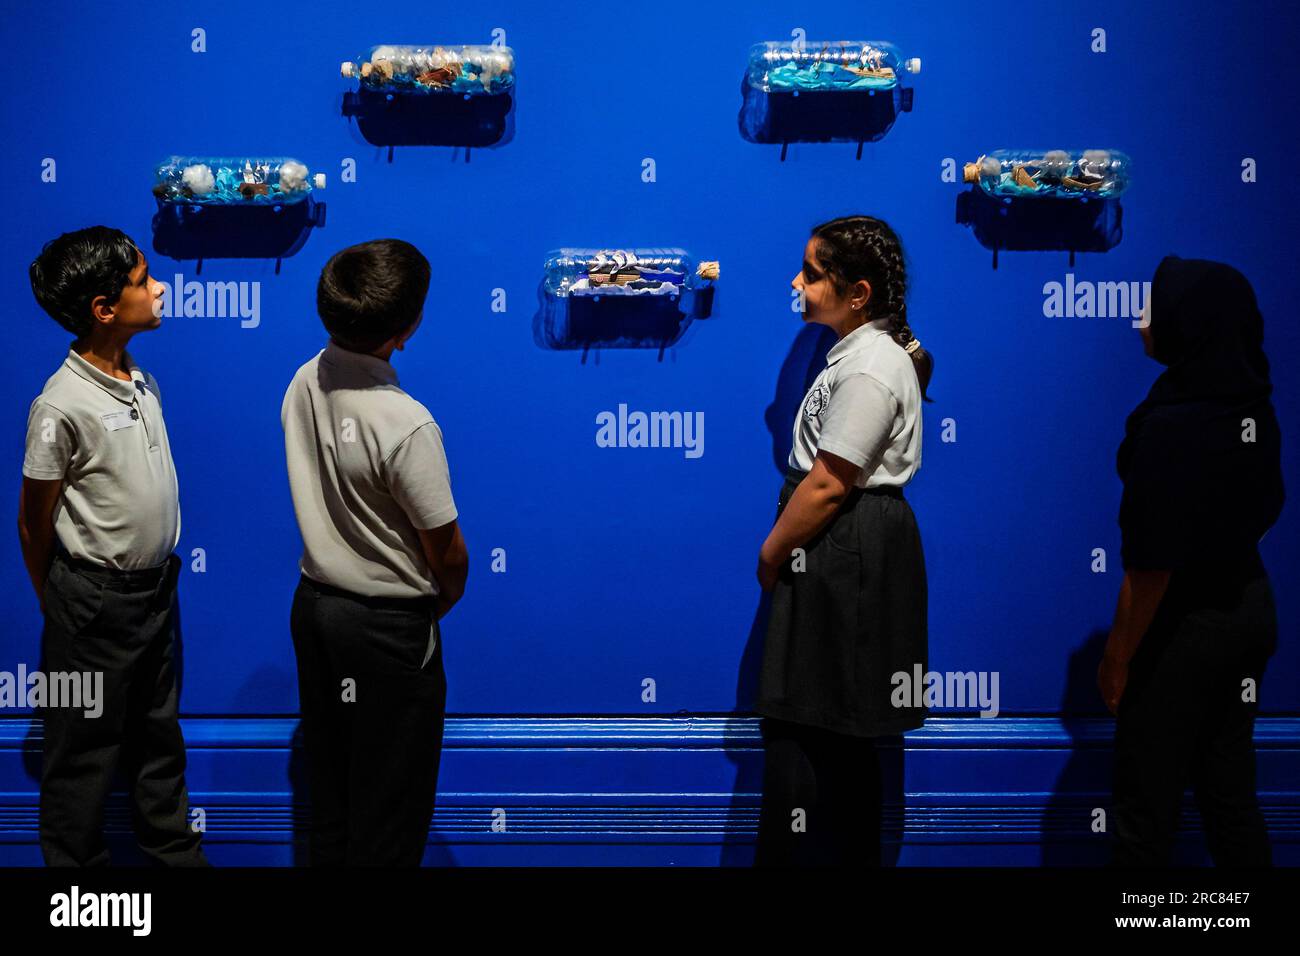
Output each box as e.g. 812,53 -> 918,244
1100,256 -> 1284,866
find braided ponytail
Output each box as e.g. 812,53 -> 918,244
810,215 -> 933,401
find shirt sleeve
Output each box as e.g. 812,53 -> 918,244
815,372 -> 898,470
22,400 -> 76,481
382,421 -> 459,531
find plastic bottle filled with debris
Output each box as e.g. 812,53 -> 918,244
746,40 -> 920,92
963,149 -> 1131,198
543,249 -> 720,298
152,157 -> 326,205
341,45 -> 515,95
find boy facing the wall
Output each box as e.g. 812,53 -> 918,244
282,238 -> 468,866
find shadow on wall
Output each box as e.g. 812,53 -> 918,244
532,281 -> 719,361
955,187 -> 1123,270
289,722 -> 307,866
1043,628 -> 1114,866
151,201 -> 326,274
341,89 -> 515,157
738,74 -> 913,160
737,321 -> 836,708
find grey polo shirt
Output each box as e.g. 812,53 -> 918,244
281,342 -> 458,599
789,319 -> 923,488
22,348 -> 181,570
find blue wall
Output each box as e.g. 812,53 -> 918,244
1,0 -> 1297,864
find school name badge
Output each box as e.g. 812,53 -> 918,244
803,382 -> 831,420
100,408 -> 139,432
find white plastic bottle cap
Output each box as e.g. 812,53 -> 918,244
313,173 -> 326,189
341,61 -> 356,78
905,57 -> 921,74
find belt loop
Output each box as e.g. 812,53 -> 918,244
156,552 -> 179,596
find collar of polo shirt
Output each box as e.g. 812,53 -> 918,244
825,317 -> 892,366
321,340 -> 399,386
63,348 -> 145,405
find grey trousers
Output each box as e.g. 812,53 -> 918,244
39,550 -> 207,867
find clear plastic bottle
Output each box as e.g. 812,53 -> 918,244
341,45 -> 515,95
746,40 -> 920,93
152,157 -> 326,205
543,249 -> 719,298
963,149 -> 1131,198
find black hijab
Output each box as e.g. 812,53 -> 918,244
1116,256 -> 1284,572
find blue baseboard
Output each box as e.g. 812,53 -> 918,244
2,715 -> 1297,866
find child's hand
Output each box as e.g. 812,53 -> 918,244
1097,651 -> 1129,715
756,539 -> 782,591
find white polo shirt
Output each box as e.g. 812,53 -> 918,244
789,319 -> 922,488
281,342 -> 458,599
22,348 -> 181,570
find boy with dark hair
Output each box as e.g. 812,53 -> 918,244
19,225 -> 207,866
283,238 -> 469,866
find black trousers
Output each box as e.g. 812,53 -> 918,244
1112,567 -> 1277,866
290,575 -> 446,866
755,717 -> 883,867
39,550 -> 207,867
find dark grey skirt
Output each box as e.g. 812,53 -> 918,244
755,467 -> 929,737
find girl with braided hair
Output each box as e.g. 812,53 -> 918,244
754,215 -> 932,866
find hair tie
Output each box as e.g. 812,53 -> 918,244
903,337 -> 921,355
